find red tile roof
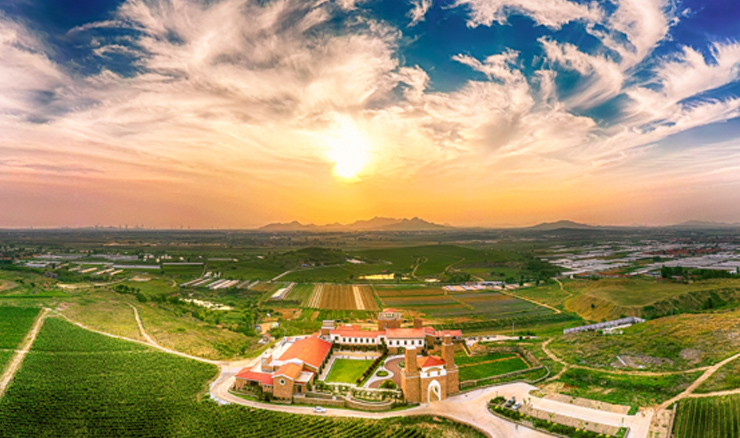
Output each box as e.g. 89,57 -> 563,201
386,328 -> 426,339
278,337 -> 332,369
418,355 -> 446,368
274,363 -> 303,380
235,367 -> 274,386
438,329 -> 463,337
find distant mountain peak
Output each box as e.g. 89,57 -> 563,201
527,220 -> 595,231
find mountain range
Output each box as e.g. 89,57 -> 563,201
258,217 -> 449,232
258,218 -> 740,232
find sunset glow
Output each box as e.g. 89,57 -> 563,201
1,0 -> 740,228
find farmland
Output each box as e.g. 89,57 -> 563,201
673,395 -> 740,438
376,286 -> 557,321
306,285 -> 378,311
0,316 -> 482,438
0,307 -> 41,349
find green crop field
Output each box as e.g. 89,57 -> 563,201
0,307 -> 40,349
673,395 -> 740,438
0,317 -> 481,438
325,359 -> 375,384
458,357 -> 528,381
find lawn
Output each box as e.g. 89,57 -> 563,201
458,357 -> 529,381
324,359 -> 375,384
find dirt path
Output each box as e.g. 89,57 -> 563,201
553,278 -> 572,301
541,338 -> 710,378
129,304 -> 160,347
52,310 -> 220,365
0,308 -> 49,399
658,351 -> 740,410
498,289 -> 562,314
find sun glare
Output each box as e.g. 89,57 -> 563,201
327,116 -> 371,180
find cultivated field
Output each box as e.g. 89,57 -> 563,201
673,395 -> 740,438
306,285 -> 378,311
0,317 -> 480,438
376,287 -> 555,320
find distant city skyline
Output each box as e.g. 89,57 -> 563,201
2,0 -> 740,228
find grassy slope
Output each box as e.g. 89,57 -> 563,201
549,308 -> 740,371
558,278 -> 740,321
0,317 -> 483,438
548,368 -> 702,407
61,292 -> 143,340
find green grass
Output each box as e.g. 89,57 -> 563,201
325,359 -> 375,384
673,395 -> 740,438
695,358 -> 740,393
455,351 -> 516,366
458,357 -> 529,381
549,307 -> 740,371
0,317 -> 482,437
0,307 -> 40,348
554,368 -> 702,407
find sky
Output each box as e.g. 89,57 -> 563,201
2,0 -> 740,228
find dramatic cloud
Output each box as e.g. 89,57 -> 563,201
1,0 -> 740,227
453,0 -> 602,29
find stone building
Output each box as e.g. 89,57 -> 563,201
400,335 -> 459,403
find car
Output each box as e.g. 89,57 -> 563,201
512,402 -> 523,411
313,406 -> 326,414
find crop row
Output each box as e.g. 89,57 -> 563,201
0,306 -> 40,349
673,395 -> 740,438
434,312 -> 580,330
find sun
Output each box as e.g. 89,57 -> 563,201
327,116 -> 371,180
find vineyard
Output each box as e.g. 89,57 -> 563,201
673,395 -> 740,438
0,307 -> 41,349
0,317 -> 483,438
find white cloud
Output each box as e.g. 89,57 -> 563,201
453,0 -> 602,29
590,0 -> 675,69
539,38 -> 624,108
408,0 -> 432,27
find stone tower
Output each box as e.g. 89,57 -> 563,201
441,335 -> 459,395
401,346 -> 421,403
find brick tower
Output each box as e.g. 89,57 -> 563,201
441,335 -> 459,395
401,346 -> 421,403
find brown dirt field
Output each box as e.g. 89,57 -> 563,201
319,285 -> 357,310
359,286 -> 380,311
